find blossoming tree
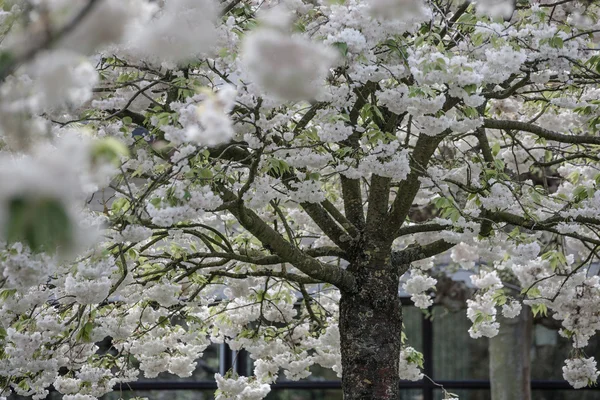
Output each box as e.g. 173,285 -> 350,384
1,0 -> 600,399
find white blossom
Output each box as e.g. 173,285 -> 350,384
126,0 -> 218,64
241,29 -> 337,101
563,358 -> 599,389
398,347 -> 423,381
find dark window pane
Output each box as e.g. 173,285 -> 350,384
432,306 -> 489,380
305,364 -> 341,381
531,324 -> 600,381
532,390 -> 600,400
266,389 -> 342,400
399,389 -> 423,400
101,390 -> 215,400
267,389 -> 422,400
403,305 -> 424,352
434,389 -> 490,400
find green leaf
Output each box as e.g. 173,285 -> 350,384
371,105 -> 385,121
332,42 -> 348,57
17,380 -> 29,391
491,142 -> 501,156
463,84 -> 478,94
0,51 -> 13,76
531,303 -> 548,317
197,168 -> 213,179
0,289 -> 16,301
6,197 -> 72,253
92,137 -> 129,166
549,36 -> 564,49
76,322 -> 94,343
111,198 -> 131,214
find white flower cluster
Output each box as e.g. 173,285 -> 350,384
399,346 -> 423,381
161,86 -> 237,147
318,121 -> 353,143
241,28 -> 337,101
501,301 -> 522,319
126,0 -> 218,65
403,271 -> 437,309
126,324 -> 209,378
64,257 -> 118,305
479,181 -> 521,214
359,142 -> 411,181
115,224 -> 153,243
549,274 -> 600,349
466,271 -> 504,339
0,243 -> 55,290
562,357 -> 599,389
288,180 -> 326,204
475,0 -> 514,20
26,50 -> 98,113
278,148 -> 333,170
368,0 -> 431,23
215,374 -> 272,400
143,279 -> 182,308
146,183 -> 222,226
59,0 -> 144,54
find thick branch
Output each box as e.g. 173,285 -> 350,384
179,247 -> 345,265
220,188 -> 355,291
209,270 -> 320,285
483,74 -> 530,99
391,240 -> 456,267
365,174 -> 392,243
395,223 -> 450,238
487,211 -> 600,246
340,175 -> 365,230
475,119 -> 494,236
388,134 -> 444,236
322,199 -> 359,238
301,202 -> 354,251
483,119 -> 600,145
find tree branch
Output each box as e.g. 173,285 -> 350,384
388,134 -> 444,236
483,119 -> 600,145
340,175 -> 365,231
365,174 -> 392,243
219,187 -> 356,291
301,202 -> 354,251
391,240 -> 456,267
209,270 -> 321,285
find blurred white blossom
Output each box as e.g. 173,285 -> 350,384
241,29 -> 337,101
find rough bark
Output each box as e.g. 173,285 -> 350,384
489,305 -> 533,400
339,251 -> 403,400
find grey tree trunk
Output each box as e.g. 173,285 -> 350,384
339,256 -> 403,400
489,306 -> 532,400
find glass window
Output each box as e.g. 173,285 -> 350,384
431,305 -> 489,380
531,323 -> 600,381
101,390 -> 215,400
532,390 -> 600,400
266,389 -> 342,400
403,305 -> 424,352
433,389 -> 490,400
399,389 -> 424,400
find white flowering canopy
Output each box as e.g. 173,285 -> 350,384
1,0 -> 600,398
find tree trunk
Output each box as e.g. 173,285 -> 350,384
489,305 -> 532,400
339,259 -> 403,400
